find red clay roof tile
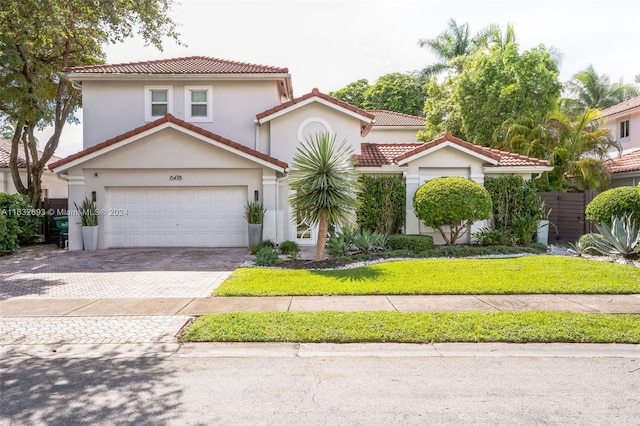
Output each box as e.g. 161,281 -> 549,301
65,56 -> 289,74
0,139 -> 62,168
49,114 -> 288,170
368,110 -> 426,127
604,149 -> 640,173
600,96 -> 640,118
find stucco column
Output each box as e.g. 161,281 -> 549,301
262,173 -> 277,242
66,175 -> 86,251
405,173 -> 421,234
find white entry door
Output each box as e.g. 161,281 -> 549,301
106,187 -> 247,247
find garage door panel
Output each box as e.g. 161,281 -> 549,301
106,187 -> 247,248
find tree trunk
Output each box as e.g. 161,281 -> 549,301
9,125 -> 28,197
315,210 -> 330,261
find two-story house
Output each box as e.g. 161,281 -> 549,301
50,56 -> 551,250
601,96 -> 640,187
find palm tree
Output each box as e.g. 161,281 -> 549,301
289,132 -> 360,260
417,19 -> 506,78
564,65 -> 639,115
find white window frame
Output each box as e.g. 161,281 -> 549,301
620,119 -> 630,139
184,85 -> 213,123
144,85 -> 173,122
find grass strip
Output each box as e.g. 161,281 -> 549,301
215,256 -> 640,296
184,311 -> 640,344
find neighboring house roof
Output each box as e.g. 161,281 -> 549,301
603,149 -> 640,174
49,114 -> 288,172
600,96 -> 640,118
0,138 -> 61,169
368,110 -> 426,127
256,88 -> 375,136
65,56 -> 289,75
357,133 -> 550,169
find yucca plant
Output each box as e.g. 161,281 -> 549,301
589,215 -> 640,258
74,197 -> 98,227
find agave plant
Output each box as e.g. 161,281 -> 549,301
589,215 -> 640,258
352,229 -> 387,254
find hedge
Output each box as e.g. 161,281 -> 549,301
585,186 -> 640,225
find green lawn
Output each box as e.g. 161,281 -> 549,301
214,256 -> 640,296
184,311 -> 640,343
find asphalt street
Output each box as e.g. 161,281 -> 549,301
2,344 -> 639,425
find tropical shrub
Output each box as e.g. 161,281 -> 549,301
588,215 -> 640,257
244,202 -> 266,224
0,192 -> 43,250
386,234 -> 434,251
484,176 -> 539,230
279,240 -> 299,256
352,229 -> 387,254
472,227 -> 513,246
509,214 -> 540,245
254,247 -> 282,266
585,187 -> 640,226
356,175 -> 405,235
413,177 -> 492,245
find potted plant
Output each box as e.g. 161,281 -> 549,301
74,197 -> 99,250
535,198 -> 552,246
244,201 -> 266,248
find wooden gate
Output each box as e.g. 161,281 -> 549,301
538,191 -> 598,244
43,198 -> 68,244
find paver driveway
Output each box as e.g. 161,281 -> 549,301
0,245 -> 252,299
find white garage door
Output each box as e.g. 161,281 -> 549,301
106,187 -> 247,247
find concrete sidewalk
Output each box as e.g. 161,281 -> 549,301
2,294 -> 640,316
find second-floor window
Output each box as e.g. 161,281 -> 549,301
620,120 -> 630,139
185,86 -> 213,122
144,85 -> 173,122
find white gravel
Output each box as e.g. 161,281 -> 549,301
241,245 -> 640,270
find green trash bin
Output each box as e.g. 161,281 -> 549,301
53,216 -> 69,248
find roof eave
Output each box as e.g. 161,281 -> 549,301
483,166 -> 553,174
66,72 -> 292,82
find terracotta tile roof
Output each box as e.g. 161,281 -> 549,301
604,149 -> 640,173
256,88 -> 375,132
357,133 -> 550,168
357,143 -> 419,167
368,110 -> 426,127
49,114 -> 288,170
0,138 -> 61,168
600,96 -> 640,117
65,56 -> 289,74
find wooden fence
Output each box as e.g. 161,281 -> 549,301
43,198 -> 68,244
537,191 -> 599,244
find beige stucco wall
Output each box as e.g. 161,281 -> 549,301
0,170 -> 68,199
404,146 -> 489,245
363,127 -> 421,143
81,80 -> 281,149
63,128 -> 276,250
267,102 -> 364,163
603,110 -> 640,153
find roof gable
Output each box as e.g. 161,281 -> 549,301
49,114 -> 287,172
357,134 -> 550,169
256,88 -> 375,136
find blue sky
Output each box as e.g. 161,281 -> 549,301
49,0 -> 640,156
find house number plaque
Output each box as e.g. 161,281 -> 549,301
169,175 -> 183,181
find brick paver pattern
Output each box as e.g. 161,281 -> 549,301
0,316 -> 190,345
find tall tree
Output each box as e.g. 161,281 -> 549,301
417,18 -> 493,78
563,65 -> 639,115
421,43 -> 561,145
289,133 -> 359,261
0,0 -> 181,206
330,73 -> 425,116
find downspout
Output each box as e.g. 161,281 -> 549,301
253,119 -> 260,151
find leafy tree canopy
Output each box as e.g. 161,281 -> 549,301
421,43 -> 561,145
330,73 -> 425,116
0,0 -> 181,205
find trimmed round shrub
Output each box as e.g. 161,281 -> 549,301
585,186 -> 640,225
413,177 -> 492,245
387,234 -> 434,251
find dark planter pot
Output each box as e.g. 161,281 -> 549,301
248,223 -> 263,248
